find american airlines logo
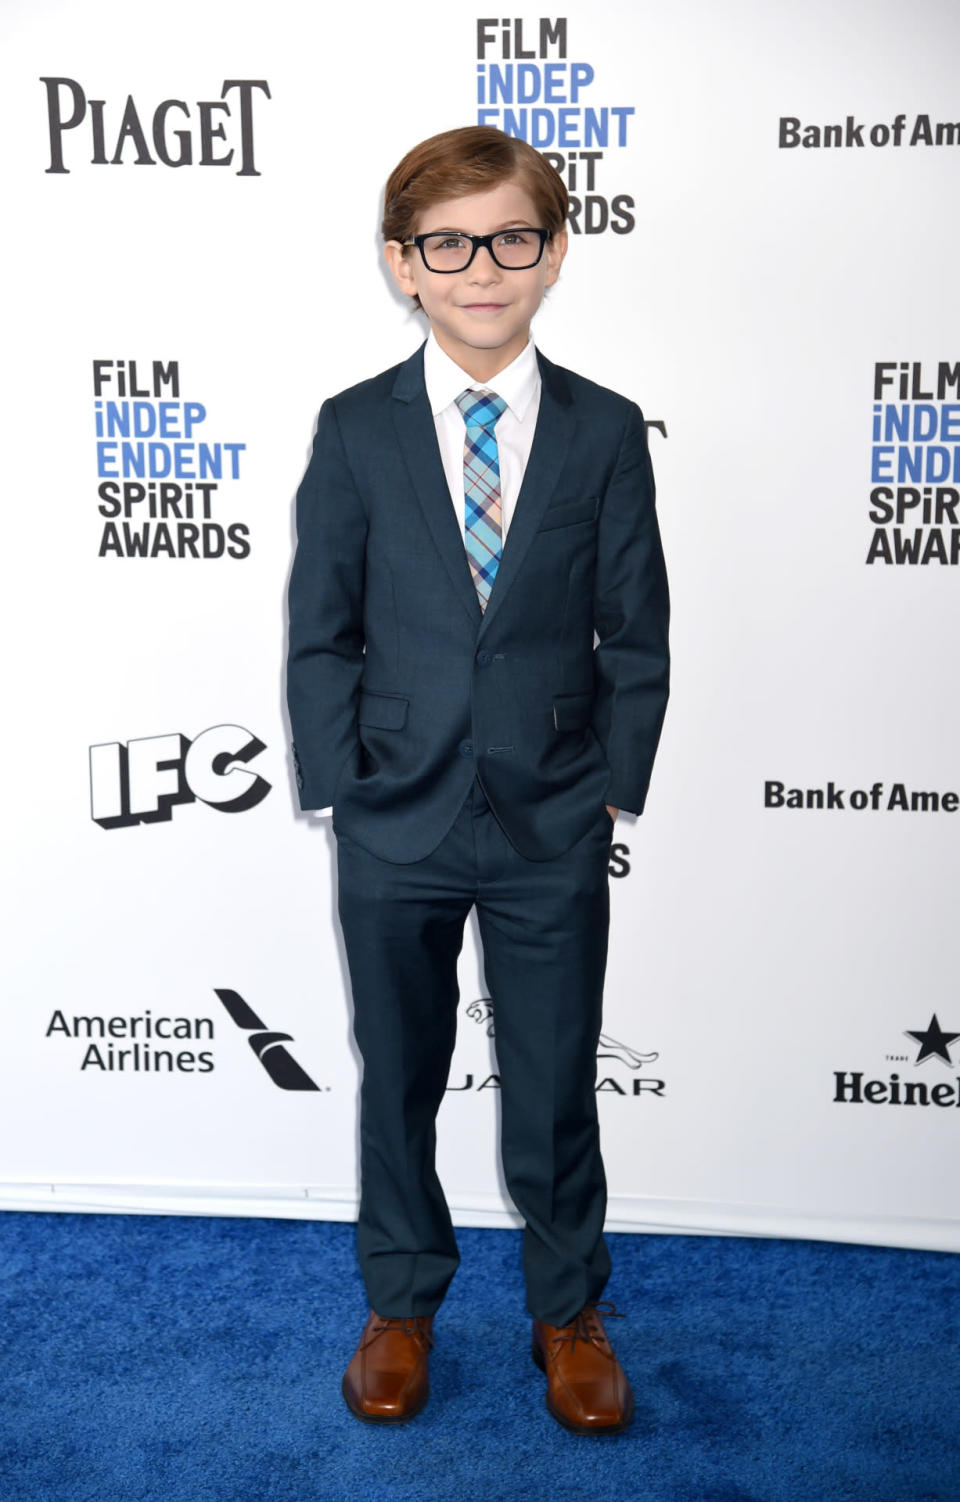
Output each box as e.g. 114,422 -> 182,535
215,989 -> 320,1091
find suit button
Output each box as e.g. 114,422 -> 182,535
459,740 -> 474,757
476,650 -> 492,668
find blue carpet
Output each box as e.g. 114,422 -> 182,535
0,1213 -> 957,1501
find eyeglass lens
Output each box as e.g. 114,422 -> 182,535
421,230 -> 543,271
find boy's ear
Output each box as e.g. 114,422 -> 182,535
544,226 -> 568,288
384,240 -> 418,300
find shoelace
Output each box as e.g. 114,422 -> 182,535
551,1301 -> 625,1354
361,1315 -> 435,1352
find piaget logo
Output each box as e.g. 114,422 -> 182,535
40,78 -> 270,174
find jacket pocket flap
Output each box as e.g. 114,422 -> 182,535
357,691 -> 408,730
552,692 -> 593,732
539,496 -> 599,531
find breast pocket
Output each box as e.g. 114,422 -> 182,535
538,496 -> 600,532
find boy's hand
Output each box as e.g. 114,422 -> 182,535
606,805 -> 619,824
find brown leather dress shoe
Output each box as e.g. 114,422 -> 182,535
532,1302 -> 634,1434
341,1310 -> 434,1423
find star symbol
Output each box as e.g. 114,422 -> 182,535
904,1014 -> 960,1066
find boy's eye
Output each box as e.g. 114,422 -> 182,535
496,230 -> 532,246
434,235 -> 468,250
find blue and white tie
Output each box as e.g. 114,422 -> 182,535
455,388 -> 507,610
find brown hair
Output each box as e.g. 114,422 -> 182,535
381,125 -> 568,244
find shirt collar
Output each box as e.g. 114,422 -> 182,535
423,330 -> 540,422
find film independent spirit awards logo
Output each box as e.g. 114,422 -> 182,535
473,16 -> 636,236
91,359 -> 252,562
469,19 -> 671,446
447,998 -> 665,1099
834,1013 -> 960,1110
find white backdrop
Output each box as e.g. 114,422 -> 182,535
2,0 -> 959,1252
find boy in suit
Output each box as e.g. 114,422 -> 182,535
287,126 -> 669,1433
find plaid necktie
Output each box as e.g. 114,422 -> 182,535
455,388 -> 507,610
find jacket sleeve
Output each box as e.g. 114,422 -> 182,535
592,402 -> 670,814
286,398 -> 368,810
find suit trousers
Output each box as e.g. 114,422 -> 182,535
336,778 -> 614,1326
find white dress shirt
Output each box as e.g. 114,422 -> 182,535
424,330 -> 541,537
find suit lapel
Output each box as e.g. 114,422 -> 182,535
478,351 -> 575,639
391,345 -> 482,629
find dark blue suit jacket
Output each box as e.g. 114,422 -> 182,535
287,344 -> 669,863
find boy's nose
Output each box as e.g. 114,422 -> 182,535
467,246 -> 502,281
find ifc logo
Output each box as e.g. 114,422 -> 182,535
89,724 -> 270,829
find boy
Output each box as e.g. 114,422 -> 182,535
287,126 -> 669,1433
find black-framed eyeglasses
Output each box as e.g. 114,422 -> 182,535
403,227 -> 552,273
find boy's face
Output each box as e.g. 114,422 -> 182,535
384,175 -> 567,380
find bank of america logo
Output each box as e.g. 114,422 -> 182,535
214,989 -> 319,1090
